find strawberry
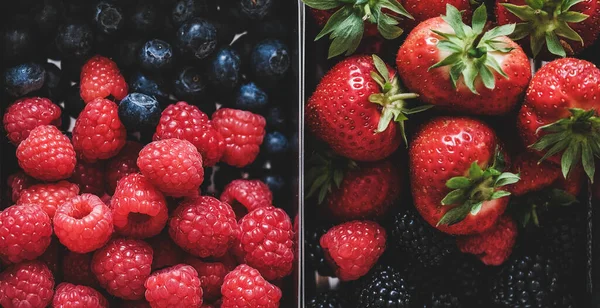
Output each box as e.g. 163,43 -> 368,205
80,55 -> 128,103
457,214 -> 517,265
396,4 -> 531,115
399,0 -> 473,29
496,0 -> 600,59
409,117 -> 520,235
306,55 -> 428,162
517,58 -> 600,182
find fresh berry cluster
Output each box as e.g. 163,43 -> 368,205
1,0 -> 296,307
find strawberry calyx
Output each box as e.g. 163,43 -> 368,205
438,148 -> 520,226
509,188 -> 577,227
369,55 -> 430,145
429,4 -> 517,94
304,0 -> 413,58
530,108 -> 600,182
305,151 -> 357,204
501,0 -> 589,58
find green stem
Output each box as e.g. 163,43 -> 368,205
389,93 -> 420,101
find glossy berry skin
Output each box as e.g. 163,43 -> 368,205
3,63 -> 46,97
128,71 -> 170,103
220,179 -> 273,218
457,215 -> 517,266
72,98 -> 127,162
307,291 -> 348,308
118,93 -> 161,132
111,173 -> 169,239
105,141 -> 143,194
92,238 -> 153,300
0,205 -> 52,264
400,0 -> 472,30
139,39 -> 174,72
356,265 -> 413,307
184,257 -> 228,302
320,220 -> 386,281
3,97 -> 62,145
212,108 -> 266,167
235,0 -> 273,20
144,264 -> 203,308
234,82 -> 268,111
176,18 -> 218,61
70,161 -> 106,196
250,39 -> 290,88
0,261 -> 55,308
137,139 -> 204,197
173,66 -> 209,103
221,264 -> 282,308
17,125 -> 76,181
93,1 -> 125,35
263,132 -> 288,155
54,194 -> 114,253
16,181 -> 79,219
52,283 -> 109,308
208,47 -> 241,90
54,23 -> 94,59
80,55 -> 128,104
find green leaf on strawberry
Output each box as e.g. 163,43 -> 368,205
508,188 -> 577,227
305,152 -> 357,204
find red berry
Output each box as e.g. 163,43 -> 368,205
154,101 -> 225,167
92,238 -> 153,300
105,141 -> 143,194
147,232 -> 184,270
17,125 -> 77,181
457,215 -> 518,266
111,173 -> 168,239
220,179 -> 273,219
212,108 -> 266,167
320,220 -> 386,281
144,264 -> 203,308
80,55 -> 128,103
0,205 -> 52,264
169,196 -> 239,258
0,261 -> 55,308
16,181 -> 79,218
184,256 -> 228,302
7,171 -> 37,202
72,98 -> 127,162
238,207 -> 294,280
54,194 -> 114,253
62,252 -> 98,287
70,161 -> 106,196
3,97 -> 62,145
221,264 -> 281,308
52,283 -> 109,308
137,139 -> 204,197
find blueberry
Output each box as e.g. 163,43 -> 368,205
176,17 -> 217,61
39,62 -> 69,102
93,1 -> 124,35
139,39 -> 174,72
2,23 -> 38,65
234,82 -> 268,111
173,66 -> 208,103
35,0 -> 64,38
235,0 -> 273,20
265,106 -> 287,130
64,84 -> 86,118
208,47 -> 241,90
128,71 -> 170,103
171,0 -> 213,27
263,131 -> 289,155
250,39 -> 290,88
262,174 -> 285,195
127,0 -> 163,34
55,22 -> 94,59
116,37 -> 144,68
118,93 -> 162,132
4,63 -> 46,97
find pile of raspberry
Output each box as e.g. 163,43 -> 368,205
0,56 -> 294,308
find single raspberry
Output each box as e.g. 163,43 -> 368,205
137,139 -> 204,197
105,141 -> 143,194
0,261 -> 55,308
63,252 -> 98,287
91,238 -> 153,300
147,232 -> 184,270
221,264 -> 281,308
144,264 -> 203,308
70,161 -> 106,196
80,55 -> 128,103
238,207 -> 294,280
320,220 -> 386,281
7,171 -> 37,202
53,194 -> 114,253
457,215 -> 518,266
220,179 -> 273,219
0,205 -> 52,263
52,283 -> 109,308
16,125 -> 76,181
212,108 -> 266,167
3,97 -> 62,145
16,181 -> 79,218
111,173 -> 168,239
154,101 -> 225,167
169,196 -> 239,258
72,98 -> 127,162
184,256 -> 228,302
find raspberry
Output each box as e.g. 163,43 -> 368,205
111,173 -> 168,239
17,125 -> 76,181
238,207 -> 294,280
148,232 -> 184,270
457,215 -> 518,266
72,98 -> 127,162
221,264 -> 281,308
320,220 -> 386,281
53,194 -> 114,253
169,196 -> 239,258
144,264 -> 203,308
154,101 -> 225,167
92,238 -> 153,300
0,205 -> 52,263
62,252 -> 98,287
16,181 -> 79,218
80,55 -> 128,103
137,139 -> 204,197
52,283 -> 109,308
0,261 -> 55,308
7,171 -> 37,202
3,97 -> 62,145
70,161 -> 106,196
220,179 -> 273,218
184,256 -> 228,302
105,141 -> 143,194
212,108 -> 266,167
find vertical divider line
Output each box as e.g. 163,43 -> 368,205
297,1 -> 306,307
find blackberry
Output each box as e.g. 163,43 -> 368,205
305,224 -> 334,277
306,291 -> 348,308
423,291 -> 462,308
539,209 -> 585,276
356,265 -> 413,307
442,255 -> 485,304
